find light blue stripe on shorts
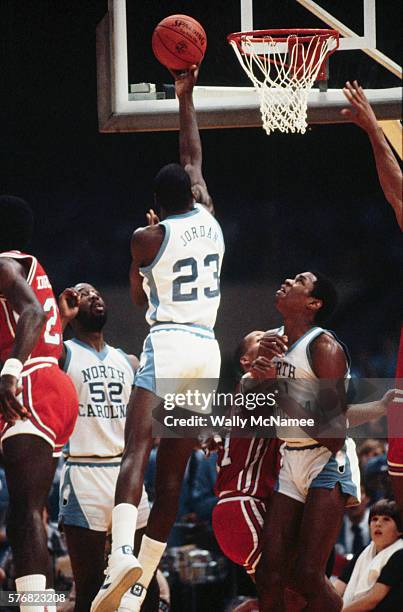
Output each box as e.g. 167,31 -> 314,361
311,442 -> 358,501
59,465 -> 90,529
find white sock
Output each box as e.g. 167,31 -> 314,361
112,503 -> 138,553
15,574 -> 46,612
137,535 -> 166,589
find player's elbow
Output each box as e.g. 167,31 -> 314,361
36,304 -> 47,326
30,302 -> 46,322
23,302 -> 46,329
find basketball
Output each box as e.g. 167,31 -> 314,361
152,15 -> 207,70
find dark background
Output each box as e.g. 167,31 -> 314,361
3,0 -> 402,375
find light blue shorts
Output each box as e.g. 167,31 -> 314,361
275,438 -> 360,507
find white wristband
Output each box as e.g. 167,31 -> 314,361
1,358 -> 23,379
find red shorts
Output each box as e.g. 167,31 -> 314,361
1,362 -> 78,457
388,328 -> 403,476
212,496 -> 266,575
388,398 -> 403,474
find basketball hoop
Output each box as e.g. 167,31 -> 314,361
228,29 -> 339,135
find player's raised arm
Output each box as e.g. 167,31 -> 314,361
174,66 -> 214,214
341,81 -> 402,230
58,287 -> 80,331
58,286 -> 81,368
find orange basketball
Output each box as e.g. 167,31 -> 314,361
152,15 -> 207,70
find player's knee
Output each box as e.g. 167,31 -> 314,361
7,506 -> 42,543
8,502 -> 41,525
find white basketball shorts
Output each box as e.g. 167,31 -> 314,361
275,438 -> 360,507
59,458 -> 150,531
135,323 -> 221,414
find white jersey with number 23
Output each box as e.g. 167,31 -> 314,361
140,204 -> 224,329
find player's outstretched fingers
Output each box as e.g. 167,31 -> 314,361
146,208 -> 160,225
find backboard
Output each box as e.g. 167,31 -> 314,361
96,0 -> 402,133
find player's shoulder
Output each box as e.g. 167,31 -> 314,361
0,254 -> 26,281
310,329 -> 349,376
311,329 -> 345,352
132,224 -> 165,248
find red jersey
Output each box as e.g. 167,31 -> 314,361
214,436 -> 282,500
0,251 -> 63,364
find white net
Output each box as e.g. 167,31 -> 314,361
229,33 -> 338,135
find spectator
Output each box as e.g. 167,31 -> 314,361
334,499 -> 403,611
337,486 -> 371,556
358,439 -> 386,467
363,455 -> 393,503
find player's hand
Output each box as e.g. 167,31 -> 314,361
250,356 -> 276,380
58,288 -> 80,322
171,64 -> 199,97
146,208 -> 160,225
258,333 -> 288,360
381,388 -> 398,408
0,375 -> 30,424
340,81 -> 378,133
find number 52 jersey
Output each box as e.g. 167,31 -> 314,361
140,204 -> 225,329
63,339 -> 135,457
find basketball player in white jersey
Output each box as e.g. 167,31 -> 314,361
58,283 -> 157,612
253,271 -> 358,612
91,66 -> 224,612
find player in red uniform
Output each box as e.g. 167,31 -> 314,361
342,82 -> 403,516
0,195 -> 78,610
387,329 -> 403,517
213,331 -> 282,576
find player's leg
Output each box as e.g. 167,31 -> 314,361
115,386 -> 160,507
255,491 -> 303,612
63,526 -> 106,612
389,466 -> 403,518
119,527 -> 160,612
3,434 -> 58,597
146,436 -> 198,541
291,486 -> 345,612
124,436 -> 197,612
388,328 -> 403,518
